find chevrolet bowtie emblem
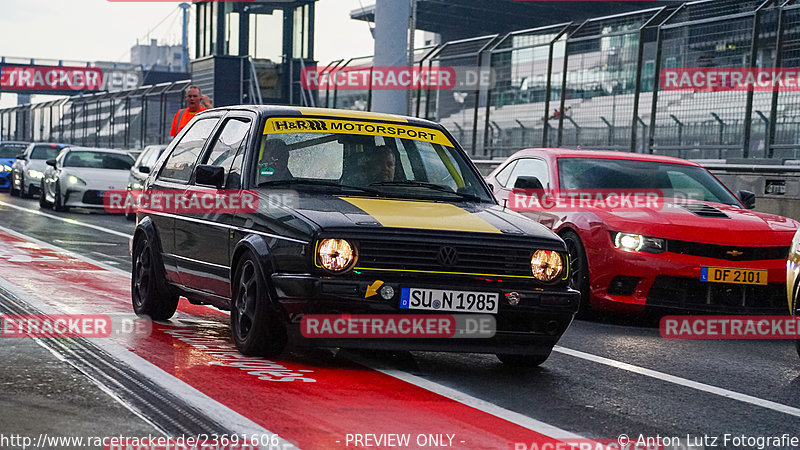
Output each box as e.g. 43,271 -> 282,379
726,250 -> 743,257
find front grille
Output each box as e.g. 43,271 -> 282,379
81,190 -> 105,205
667,240 -> 788,261
356,239 -> 533,277
647,275 -> 786,313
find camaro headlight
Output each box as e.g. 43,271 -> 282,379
27,169 -> 44,179
317,238 -> 356,272
1,164 -> 12,172
68,175 -> 86,185
612,232 -> 665,253
531,250 -> 564,281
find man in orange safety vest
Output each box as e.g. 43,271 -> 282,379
169,85 -> 213,137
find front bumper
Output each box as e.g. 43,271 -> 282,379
589,246 -> 789,314
64,187 -> 114,209
272,273 -> 580,354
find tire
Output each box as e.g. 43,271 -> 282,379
131,235 -> 179,320
9,173 -> 19,197
38,181 -> 52,208
496,352 -> 550,367
561,230 -> 591,317
230,253 -> 287,357
19,176 -> 31,199
794,290 -> 800,359
53,183 -> 69,212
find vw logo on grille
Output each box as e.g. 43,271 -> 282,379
437,246 -> 458,267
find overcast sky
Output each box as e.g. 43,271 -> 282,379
0,0 -> 378,107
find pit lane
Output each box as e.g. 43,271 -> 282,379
0,194 -> 799,450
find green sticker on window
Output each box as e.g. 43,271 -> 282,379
260,166 -> 275,177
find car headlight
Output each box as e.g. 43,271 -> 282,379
612,232 -> 665,253
130,182 -> 144,190
68,175 -> 86,185
317,238 -> 356,272
531,250 -> 564,281
1,164 -> 12,172
27,169 -> 44,179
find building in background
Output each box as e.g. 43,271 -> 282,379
130,39 -> 183,72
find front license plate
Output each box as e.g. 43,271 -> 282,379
700,267 -> 767,285
399,288 -> 499,314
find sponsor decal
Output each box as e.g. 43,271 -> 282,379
660,67 -> 800,91
660,316 -> 800,339
263,117 -> 453,146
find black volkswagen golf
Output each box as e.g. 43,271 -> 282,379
131,106 -> 579,366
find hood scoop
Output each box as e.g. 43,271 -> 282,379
678,203 -> 730,218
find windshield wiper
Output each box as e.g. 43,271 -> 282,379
368,180 -> 485,202
258,178 -> 381,195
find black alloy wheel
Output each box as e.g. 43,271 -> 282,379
131,235 -> 179,320
231,253 -> 287,357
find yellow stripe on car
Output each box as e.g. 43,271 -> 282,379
340,197 -> 501,234
263,117 -> 453,147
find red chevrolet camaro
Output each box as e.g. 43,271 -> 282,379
487,148 -> 799,315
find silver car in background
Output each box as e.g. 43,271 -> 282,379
40,147 -> 134,212
125,144 -> 167,220
10,143 -> 67,198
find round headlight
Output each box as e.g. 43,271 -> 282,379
531,250 -> 564,281
317,239 -> 356,272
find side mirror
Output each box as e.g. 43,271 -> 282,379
738,190 -> 756,209
514,175 -> 544,190
195,164 -> 225,189
45,159 -> 57,167
139,166 -> 151,174
15,154 -> 26,160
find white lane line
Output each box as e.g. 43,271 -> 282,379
0,224 -> 131,277
0,270 -> 297,448
554,345 -> 800,418
347,354 -> 585,440
0,200 -> 132,239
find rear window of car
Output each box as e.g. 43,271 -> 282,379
63,151 -> 134,170
30,145 -> 62,160
0,143 -> 28,158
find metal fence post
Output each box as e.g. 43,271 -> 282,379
743,8 -> 763,158
768,4 -> 785,158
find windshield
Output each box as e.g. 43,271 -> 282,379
558,157 -> 741,206
30,145 -> 62,160
63,151 -> 134,170
0,143 -> 28,158
256,117 -> 494,202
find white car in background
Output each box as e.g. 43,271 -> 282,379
40,147 -> 134,212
